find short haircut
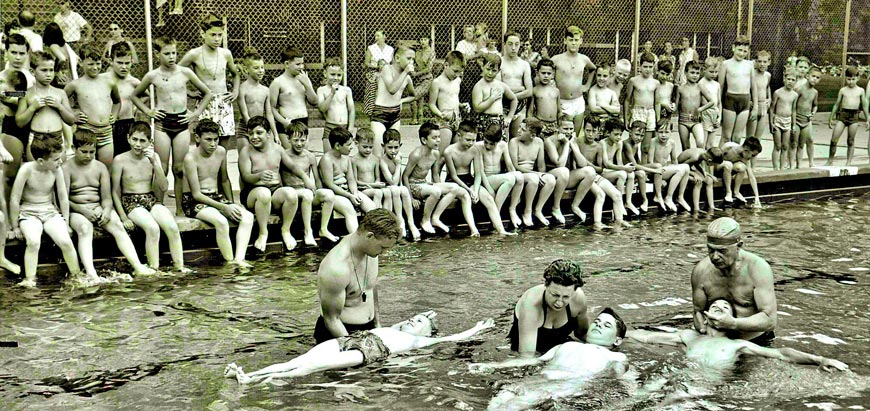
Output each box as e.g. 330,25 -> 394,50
42,23 -> 66,47
596,63 -> 612,74
5,33 -> 28,50
243,46 -> 262,62
80,42 -> 102,61
603,118 -> 624,134
396,44 -> 414,57
543,259 -> 584,288
706,147 -> 724,163
281,46 -> 304,63
657,59 -> 673,74
29,50 -> 56,69
111,41 -> 132,59
482,124 -> 502,143
756,50 -> 771,59
482,53 -> 501,69
733,35 -> 750,46
536,58 -> 555,72
743,136 -> 762,154
809,67 -> 822,76
356,127 -> 374,144
584,115 -> 601,129
153,36 -> 176,52
18,10 -> 35,27
845,66 -> 858,77
200,13 -> 224,31
73,129 -> 97,148
328,126 -> 353,148
705,297 -> 734,315
503,31 -> 521,43
383,129 -> 401,145
129,121 -> 152,139
630,120 -> 646,131
195,119 -> 221,137
287,120 -> 307,137
359,208 -> 401,240
5,21 -> 20,35
615,59 -> 632,72
324,57 -> 342,70
599,307 -> 627,339
685,60 -> 702,73
559,114 -> 573,123
524,117 -> 543,135
30,133 -> 63,159
704,57 -> 719,69
247,116 -> 269,132
418,121 -> 439,142
445,50 -> 465,66
784,68 -> 799,78
564,26 -> 583,39
458,119 -> 476,134
640,52 -> 656,64
796,56 -> 811,66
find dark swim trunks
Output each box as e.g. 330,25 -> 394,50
2,115 -> 30,143
837,109 -> 862,126
337,331 -> 392,365
453,173 -> 475,187
113,118 -> 134,154
370,105 -> 401,129
477,112 -> 505,141
181,191 -> 230,218
240,184 -> 280,207
121,192 -> 159,215
723,92 -> 751,113
156,111 -> 188,136
747,330 -> 775,347
313,316 -> 377,344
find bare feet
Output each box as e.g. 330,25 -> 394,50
17,278 -> 36,288
665,198 -> 678,212
409,225 -> 421,241
0,258 -> 21,275
677,199 -> 692,212
421,221 -> 436,234
522,213 -> 534,227
571,205 -> 586,222
592,222 -> 610,231
303,232 -> 317,247
618,220 -> 633,228
229,260 -> 253,269
432,219 -> 450,233
640,201 -> 649,212
551,209 -> 566,225
808,162 -> 817,168
224,363 -> 239,378
134,264 -> 158,276
509,211 -> 522,229
470,229 -> 481,237
282,231 -> 298,251
735,193 -> 747,203
534,211 -> 550,226
254,234 -> 268,252
498,229 -> 518,236
626,203 -> 640,216
320,229 -> 340,243
724,194 -> 734,203
175,265 -> 194,274
654,196 -> 667,211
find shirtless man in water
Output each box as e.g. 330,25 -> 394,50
314,209 -> 401,344
691,217 -> 777,345
551,26 -> 596,134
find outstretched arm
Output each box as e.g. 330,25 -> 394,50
409,318 -> 495,350
469,344 -> 558,373
739,343 -> 849,371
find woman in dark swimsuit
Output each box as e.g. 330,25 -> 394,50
508,259 -> 590,356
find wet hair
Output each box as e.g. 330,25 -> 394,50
564,26 -> 584,39
657,59 -> 673,74
287,120 -> 307,137
200,13 -> 225,31
639,52 -> 656,65
445,50 -> 465,67
536,58 -> 555,72
73,129 -> 97,148
29,50 -> 56,70
324,57 -> 342,70
482,124 -> 502,143
195,119 -> 221,138
30,133 -> 63,159
418,121 -> 439,143
543,259 -> 584,288
630,120 -> 647,132
503,31 -> 521,44
733,35 -> 750,47
603,118 -> 624,134
458,119 -> 476,135
359,208 -> 401,240
111,41 -> 132,59
328,126 -> 353,148
129,121 -> 152,139
685,60 -> 702,73
42,23 -> 66,47
743,136 -> 762,154
482,53 -> 502,69
706,147 -> 724,163
356,127 -> 374,144
705,298 -> 734,315
153,36 -> 177,52
281,46 -> 304,63
384,128 -> 402,145
5,33 -> 28,50
845,66 -> 859,78
756,50 -> 771,59
18,10 -> 35,27
524,117 -> 543,135
246,116 -> 269,133
80,42 -> 102,61
599,307 -> 627,339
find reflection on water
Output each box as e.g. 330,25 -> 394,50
2,194 -> 870,409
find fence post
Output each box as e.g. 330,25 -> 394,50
842,0 -> 851,86
747,0 -> 754,42
502,0 -> 508,43
144,0 -> 155,118
341,0 -> 348,87
633,0 -> 640,64
737,0 -> 743,37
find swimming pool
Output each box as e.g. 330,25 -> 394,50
1,194 -> 868,410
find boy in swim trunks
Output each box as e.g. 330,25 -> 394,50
827,66 -> 868,166
600,119 -> 638,215
718,36 -> 757,145
622,121 -> 663,213
443,120 -> 514,236
429,51 -> 465,153
624,52 -> 660,153
528,59 -> 562,135
676,61 -> 716,151
378,129 -> 421,240
111,121 -> 188,272
371,45 -> 416,157
352,128 -> 390,208
270,46 -> 319,145
542,116 -> 597,224
319,126 -> 377,228
794,67 -> 820,168
10,134 -> 81,287
500,31 -> 533,136
587,64 -> 621,124
1,35 -> 33,167
182,120 -> 254,267
101,42 -> 139,157
238,116 -> 303,251
179,14 -> 241,147
746,50 -> 772,140
479,125 -> 524,228
283,121 -> 347,242
131,36 -> 213,215
700,57 -> 722,149
575,118 -> 632,229
65,129 -> 155,278
402,122 -> 461,234
608,59 -> 632,109
509,117 -> 557,227
678,146 -> 723,213
473,53 -> 517,140
552,26 -> 596,134
648,123 -> 691,212
317,58 -> 355,152
768,69 -> 799,170
237,48 -> 278,151
654,59 -> 676,135
16,51 -> 77,160
65,43 -> 120,167
720,137 -> 763,207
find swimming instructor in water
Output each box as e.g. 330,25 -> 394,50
691,217 -> 777,345
315,209 -> 402,344
509,259 -> 590,357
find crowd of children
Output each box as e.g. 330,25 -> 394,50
0,12 -> 867,287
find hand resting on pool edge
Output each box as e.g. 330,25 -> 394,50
224,311 -> 495,384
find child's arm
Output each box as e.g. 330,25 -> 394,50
237,148 -> 266,186
382,64 -> 412,95
185,68 -> 214,120
862,87 -> 870,128
534,140 -> 547,172
473,83 -> 501,112
583,58 -> 597,92
320,157 -> 355,200
346,88 -> 356,130
739,343 -> 848,371
238,86 -> 251,123
110,159 -> 129,223
697,85 -> 716,114
226,50 -> 241,102
428,81 -> 444,119
8,164 -> 30,231
501,143 -> 517,172
316,85 -> 335,115
98,164 -> 114,218
49,89 -> 77,125
346,158 -> 360,194
430,152 -> 443,183
623,79 -> 634,122
503,85 -> 518,123
219,153 -> 235,202
829,89 -> 843,128
400,78 -> 416,105
527,90 -> 537,118
149,152 -> 169,195
54,168 -> 70,225
130,73 -> 160,119
443,151 -> 467,192
109,82 -> 122,122
264,98 -> 280,142
401,152 -> 418,187
269,79 -> 289,128
601,141 -> 624,171
791,92 -> 799,131
380,157 -> 398,186
768,91 -> 778,131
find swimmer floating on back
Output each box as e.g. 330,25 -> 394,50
224,311 -> 494,384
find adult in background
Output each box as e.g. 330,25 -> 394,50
455,25 -> 477,60
43,22 -> 77,86
509,259 -> 590,357
103,23 -> 138,65
410,35 -> 435,124
54,0 -> 92,52
362,30 -> 394,116
676,37 -> 699,86
691,217 -> 777,346
314,209 -> 401,344
17,10 -> 43,53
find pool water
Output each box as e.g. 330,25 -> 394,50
1,194 -> 869,410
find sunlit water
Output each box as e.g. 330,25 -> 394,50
2,194 -> 869,410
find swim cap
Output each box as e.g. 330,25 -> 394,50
706,217 -> 741,245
